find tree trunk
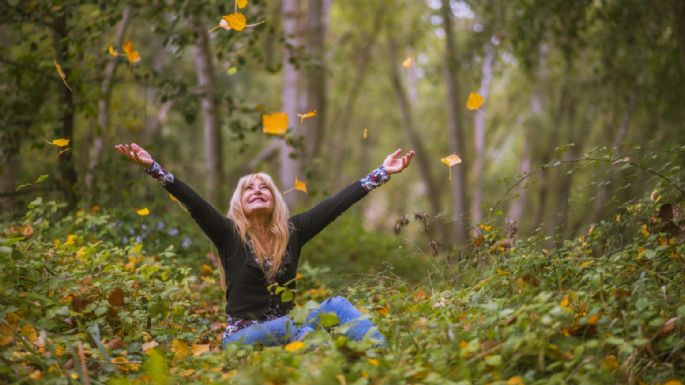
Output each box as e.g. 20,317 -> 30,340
302,0 -> 329,162
280,0 -> 302,203
441,0 -> 469,244
53,14 -> 78,209
85,6 -> 132,197
672,0 -> 685,81
193,20 -> 224,206
470,44 -> 494,226
388,49 -> 443,225
329,3 -> 385,189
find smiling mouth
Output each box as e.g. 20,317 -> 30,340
249,197 -> 266,203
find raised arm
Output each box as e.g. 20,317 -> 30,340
115,143 -> 233,249
292,149 -> 414,245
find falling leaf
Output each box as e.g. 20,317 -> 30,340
297,110 -> 317,123
441,153 -> 462,167
227,66 -> 238,75
466,92 -> 484,110
363,128 -> 368,139
108,45 -> 118,57
136,208 -> 150,216
168,193 -> 178,203
441,153 -> 462,181
236,0 -> 248,9
284,341 -> 304,352
262,112 -> 288,135
51,138 -> 70,147
223,13 -> 247,31
53,60 -> 72,91
171,339 -> 192,361
295,177 -> 308,193
123,40 -> 141,63
506,376 -> 525,385
402,53 -> 413,68
367,358 -> 379,366
192,344 -> 210,356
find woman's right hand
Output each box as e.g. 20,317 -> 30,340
115,143 -> 154,168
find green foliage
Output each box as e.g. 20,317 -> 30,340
2,175 -> 683,384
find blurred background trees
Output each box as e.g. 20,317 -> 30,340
1,0 -> 683,249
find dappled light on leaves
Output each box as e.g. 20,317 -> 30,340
262,112 -> 288,135
466,92 -> 484,110
297,109 -> 317,123
53,60 -> 72,91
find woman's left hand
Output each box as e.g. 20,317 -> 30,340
383,149 -> 415,175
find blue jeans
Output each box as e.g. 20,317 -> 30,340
222,296 -> 385,348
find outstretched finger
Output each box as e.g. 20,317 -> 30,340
388,148 -> 403,160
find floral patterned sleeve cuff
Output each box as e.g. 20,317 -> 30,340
145,161 -> 175,186
359,165 -> 391,192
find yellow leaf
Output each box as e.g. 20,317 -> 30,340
579,259 -> 594,268
402,53 -> 412,68
495,268 -> 509,276
262,112 -> 288,135
466,92 -> 485,110
223,13 -> 247,32
640,224 -> 650,238
284,340 -> 304,352
585,313 -> 601,325
171,339 -> 192,361
506,376 -> 525,385
0,324 -> 14,347
123,40 -> 141,63
367,358 -> 379,366
136,208 -> 150,216
363,128 -> 368,139
560,295 -> 570,309
441,153 -> 462,167
192,343 -> 210,356
376,304 -> 389,317
53,60 -> 72,91
20,325 -> 37,343
29,370 -> 42,381
111,356 -> 140,372
51,138 -> 70,147
295,177 -> 308,193
168,193 -> 179,203
180,369 -> 195,377
236,0 -> 248,8
297,109 -> 317,123
604,354 -> 619,370
108,45 -> 118,57
479,223 -> 493,232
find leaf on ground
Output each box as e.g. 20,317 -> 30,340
108,288 -> 125,306
506,376 -> 525,385
171,339 -> 192,361
192,343 -> 210,356
284,341 -> 304,352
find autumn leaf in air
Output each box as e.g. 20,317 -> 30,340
136,208 -> 150,216
123,40 -> 141,63
441,153 -> 462,181
53,60 -> 72,91
262,112 -> 288,135
236,0 -> 248,9
363,127 -> 368,139
297,110 -> 317,123
402,53 -> 413,68
220,13 -> 247,31
295,177 -> 308,193
107,45 -> 118,57
466,92 -> 484,110
51,138 -> 70,147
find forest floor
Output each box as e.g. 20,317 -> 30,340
1,193 -> 683,385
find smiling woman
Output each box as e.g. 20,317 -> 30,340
114,143 -> 414,349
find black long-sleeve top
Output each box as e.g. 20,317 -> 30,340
162,176 -> 372,320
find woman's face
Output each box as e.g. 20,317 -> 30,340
241,177 -> 274,217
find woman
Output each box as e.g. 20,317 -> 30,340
115,143 -> 414,348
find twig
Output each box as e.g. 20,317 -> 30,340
77,341 -> 91,385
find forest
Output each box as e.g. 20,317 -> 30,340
1,0 -> 684,384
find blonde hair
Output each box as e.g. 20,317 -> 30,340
226,173 -> 290,283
